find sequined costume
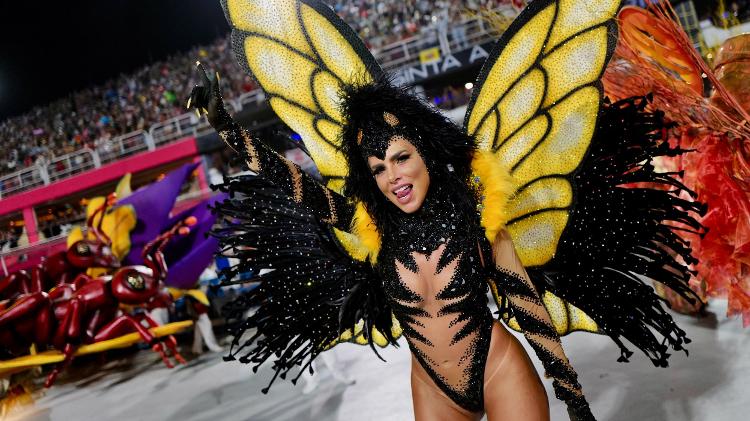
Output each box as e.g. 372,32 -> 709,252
214,101 -> 588,415
193,1 -> 706,419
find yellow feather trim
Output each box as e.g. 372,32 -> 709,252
470,150 -> 514,244
351,203 -> 381,264
334,203 -> 382,264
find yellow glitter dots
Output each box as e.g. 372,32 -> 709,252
224,0 -> 381,195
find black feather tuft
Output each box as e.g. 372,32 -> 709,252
212,175 -> 394,392
528,96 -> 706,366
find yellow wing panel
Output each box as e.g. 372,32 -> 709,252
244,36 -> 319,112
542,292 -> 570,334
315,118 -> 342,146
541,292 -> 599,335
507,210 -> 568,267
493,286 -> 599,336
567,301 -> 599,332
541,26 -> 609,107
369,328 -> 388,347
268,97 -> 348,184
497,69 -> 546,144
226,0 -> 313,56
469,0 -> 615,338
301,5 -> 373,85
390,316 -> 403,338
324,314 -> 402,350
496,115 -> 549,169
225,0 -> 382,194
546,0 -> 620,51
505,178 -> 573,222
467,4 -> 555,135
512,87 -> 599,188
312,71 -> 345,123
474,109 -> 499,151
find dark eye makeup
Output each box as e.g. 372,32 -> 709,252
370,151 -> 410,176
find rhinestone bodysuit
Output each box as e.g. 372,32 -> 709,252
377,189 -> 494,411
218,123 -> 586,413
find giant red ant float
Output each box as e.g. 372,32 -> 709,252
0,195 -> 120,304
0,216 -> 196,387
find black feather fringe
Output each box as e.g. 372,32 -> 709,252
211,175 -> 395,392
528,96 -> 707,367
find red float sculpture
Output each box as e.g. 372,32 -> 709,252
0,196 -> 120,303
0,215 -> 195,387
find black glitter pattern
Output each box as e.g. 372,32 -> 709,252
377,186 -> 493,412
212,175 -> 395,392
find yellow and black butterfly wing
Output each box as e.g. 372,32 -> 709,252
221,0 -> 401,351
466,0 -> 621,335
221,0 -> 382,193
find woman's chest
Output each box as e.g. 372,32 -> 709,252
379,239 -> 485,306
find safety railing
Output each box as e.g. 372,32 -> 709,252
150,113 -> 211,148
97,130 -> 152,165
0,166 -> 45,199
0,189 -> 213,264
236,90 -> 266,110
0,235 -> 69,276
48,149 -> 99,183
0,10 -> 510,200
373,8 -> 509,71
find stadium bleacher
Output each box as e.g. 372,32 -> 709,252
0,36 -> 254,180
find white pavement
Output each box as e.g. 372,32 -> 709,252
7,299 -> 749,421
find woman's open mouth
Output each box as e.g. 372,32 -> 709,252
393,184 -> 413,203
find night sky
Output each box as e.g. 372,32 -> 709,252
0,0 -> 229,120
0,0 -> 722,120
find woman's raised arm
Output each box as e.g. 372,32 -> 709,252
188,63 -> 353,231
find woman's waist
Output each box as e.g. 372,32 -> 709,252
396,304 -> 493,345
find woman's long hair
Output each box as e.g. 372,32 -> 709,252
339,78 -> 481,238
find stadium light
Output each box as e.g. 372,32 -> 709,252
465,82 -> 474,90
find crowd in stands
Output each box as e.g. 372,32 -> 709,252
331,0 -> 515,49
0,0 -> 519,179
0,37 -> 257,179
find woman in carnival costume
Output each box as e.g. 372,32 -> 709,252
189,0 -> 704,419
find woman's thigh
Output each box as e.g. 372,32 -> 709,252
484,323 -> 549,421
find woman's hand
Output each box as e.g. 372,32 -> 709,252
187,62 -> 233,132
